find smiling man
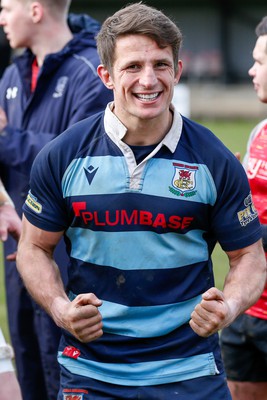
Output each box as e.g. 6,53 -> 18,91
16,3 -> 266,399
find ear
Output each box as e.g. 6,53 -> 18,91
174,60 -> 183,85
97,65 -> 114,90
30,2 -> 44,23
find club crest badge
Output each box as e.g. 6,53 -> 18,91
169,162 -> 198,197
63,395 -> 83,400
63,388 -> 88,400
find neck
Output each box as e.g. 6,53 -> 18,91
32,22 -> 73,66
121,109 -> 173,146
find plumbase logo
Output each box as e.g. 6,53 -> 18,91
53,76 -> 69,98
6,87 -> 18,100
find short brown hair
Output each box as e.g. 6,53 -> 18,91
255,16 -> 267,37
25,0 -> 71,15
96,2 -> 183,73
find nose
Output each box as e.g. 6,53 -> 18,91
139,66 -> 158,87
248,63 -> 255,77
0,11 -> 5,26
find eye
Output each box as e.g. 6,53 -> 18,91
155,62 -> 171,69
126,64 -> 141,71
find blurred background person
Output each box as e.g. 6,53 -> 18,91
0,29 -> 11,78
220,15 -> 267,400
0,0 -> 113,399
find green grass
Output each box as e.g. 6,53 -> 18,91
197,118 -> 259,290
0,118 -> 260,341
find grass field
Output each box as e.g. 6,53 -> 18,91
0,117 -> 261,343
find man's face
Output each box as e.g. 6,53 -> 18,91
0,0 -> 33,49
249,35 -> 267,103
101,34 -> 182,127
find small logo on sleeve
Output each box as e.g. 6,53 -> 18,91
237,193 -> 258,226
6,86 -> 18,99
25,191 -> 42,214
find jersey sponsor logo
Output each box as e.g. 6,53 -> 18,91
63,396 -> 83,400
84,165 -> 99,185
53,76 -> 68,98
25,191 -> 42,214
72,202 -> 194,231
169,163 -> 198,197
237,192 -> 258,226
6,86 -> 18,99
62,346 -> 81,359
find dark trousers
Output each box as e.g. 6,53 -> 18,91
4,237 -> 68,400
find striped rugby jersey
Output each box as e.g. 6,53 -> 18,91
23,104 -> 261,386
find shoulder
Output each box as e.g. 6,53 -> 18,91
30,111 -> 105,183
0,62 -> 19,81
181,116 -> 234,160
36,111 -> 105,161
0,62 -> 22,100
249,118 -> 267,141
55,35 -> 100,79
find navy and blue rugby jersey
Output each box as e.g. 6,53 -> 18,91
23,104 -> 261,386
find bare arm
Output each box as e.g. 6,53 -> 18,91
16,216 -> 103,343
190,239 -> 266,337
0,372 -> 22,400
0,179 -> 21,260
0,328 -> 22,400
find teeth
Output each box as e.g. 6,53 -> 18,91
136,93 -> 159,101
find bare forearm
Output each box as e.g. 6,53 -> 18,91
223,240 -> 266,321
16,242 -> 69,326
17,217 -> 103,343
17,240 -> 103,343
190,240 -> 266,337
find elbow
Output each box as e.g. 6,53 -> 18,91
257,253 -> 267,297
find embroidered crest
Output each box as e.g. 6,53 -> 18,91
63,395 -> 83,400
169,163 -> 198,197
53,76 -> 68,98
63,388 -> 88,400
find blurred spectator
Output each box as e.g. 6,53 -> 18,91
221,15 -> 267,400
0,0 -> 112,399
0,30 -> 11,77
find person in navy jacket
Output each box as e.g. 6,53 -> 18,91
0,0 -> 113,399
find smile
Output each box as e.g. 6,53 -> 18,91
135,93 -> 160,101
